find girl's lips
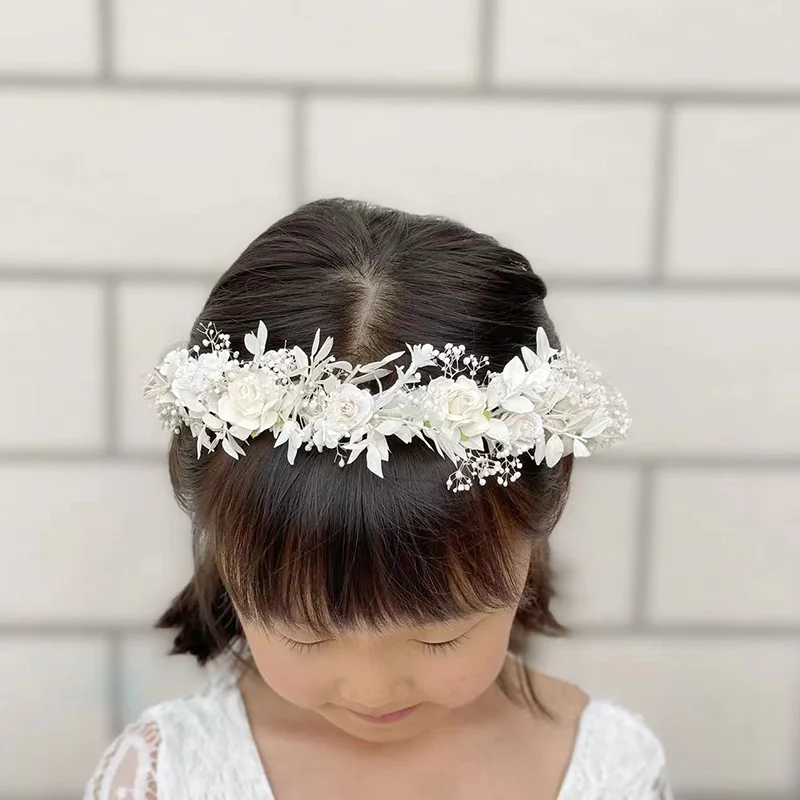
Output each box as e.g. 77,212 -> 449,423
351,704 -> 420,724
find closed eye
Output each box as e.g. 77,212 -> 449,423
280,635 -> 329,653
419,634 -> 469,655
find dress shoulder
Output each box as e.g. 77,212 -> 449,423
83,674 -> 274,800
83,717 -> 161,800
558,700 -> 674,799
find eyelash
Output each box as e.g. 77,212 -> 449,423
280,634 -> 470,655
280,635 -> 328,653
420,634 -> 469,655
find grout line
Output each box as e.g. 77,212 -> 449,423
632,464 -> 656,625
0,622 -> 153,635
3,74 -> 800,104
649,102 -> 675,281
2,450 -> 799,469
290,93 -> 307,207
1,621 -> 797,638
3,268 -> 800,294
103,277 -> 119,455
0,267 -> 219,282
107,632 -> 125,736
566,623 -> 800,638
97,0 -> 114,81
477,0 -> 497,87
0,450 -> 167,463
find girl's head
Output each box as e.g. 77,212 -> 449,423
159,199 -> 574,741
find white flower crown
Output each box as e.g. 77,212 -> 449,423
143,322 -> 631,492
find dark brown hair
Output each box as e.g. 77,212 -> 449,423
157,199 -> 572,712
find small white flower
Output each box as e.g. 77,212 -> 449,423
159,348 -> 189,382
504,412 -> 545,454
321,383 -> 374,435
217,369 -> 278,432
171,352 -> 228,413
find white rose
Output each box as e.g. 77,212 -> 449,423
322,383 -> 374,435
427,375 -> 488,434
505,412 -> 544,454
171,352 -> 227,413
218,370 -> 277,432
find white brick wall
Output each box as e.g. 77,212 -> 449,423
1,3 -> 798,798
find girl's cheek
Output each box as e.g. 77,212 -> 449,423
251,649 -> 332,708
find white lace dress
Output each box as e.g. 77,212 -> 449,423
84,659 -> 673,800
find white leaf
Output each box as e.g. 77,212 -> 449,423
581,416 -> 611,439
222,438 -> 240,459
311,328 -> 320,357
366,444 -> 384,477
257,321 -> 268,350
345,439 -> 370,463
228,424 -> 252,439
375,419 -> 402,435
572,439 -> 590,457
351,368 -> 392,385
203,413 -> 224,431
537,327 -> 553,361
292,346 -> 309,372
358,352 -> 404,373
520,346 -> 541,372
258,408 -> 279,432
287,436 -> 301,465
545,434 -> 564,467
244,332 -> 260,356
317,336 -> 334,362
502,356 -> 525,391
229,434 -> 247,455
486,417 -> 510,443
501,395 -> 535,413
393,426 -> 414,444
274,420 -> 294,447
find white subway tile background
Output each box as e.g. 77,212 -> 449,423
0,2 -> 798,798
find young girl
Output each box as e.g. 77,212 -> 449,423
85,199 -> 672,799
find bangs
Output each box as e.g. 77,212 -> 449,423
196,438 -> 539,638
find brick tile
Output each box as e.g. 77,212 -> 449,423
544,291 -> 800,456
0,281 -> 104,451
0,637 -> 109,795
0,92 -> 291,268
0,465 -> 193,623
0,0 -> 97,74
495,0 -> 800,90
669,107 -> 800,278
550,465 -> 641,625
308,99 -> 657,276
116,0 -> 479,84
649,468 -> 800,624
533,636 -> 800,794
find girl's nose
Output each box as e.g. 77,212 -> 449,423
337,664 -> 411,711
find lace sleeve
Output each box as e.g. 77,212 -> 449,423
83,719 -> 161,800
649,764 -> 675,799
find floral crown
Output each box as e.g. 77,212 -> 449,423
143,322 -> 631,492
